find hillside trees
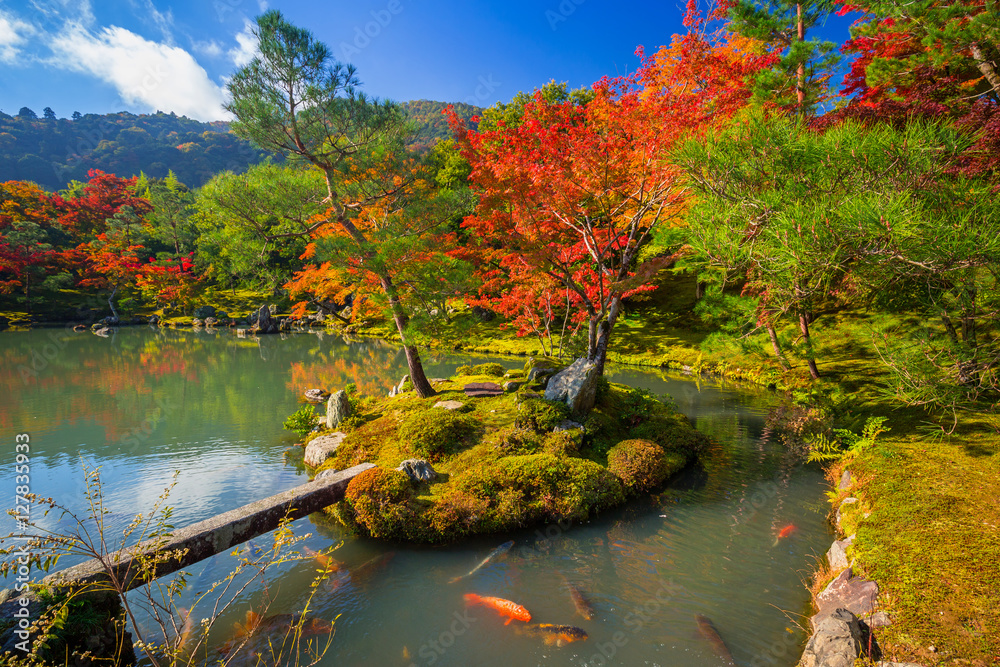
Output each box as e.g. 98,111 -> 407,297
224,9 -> 465,398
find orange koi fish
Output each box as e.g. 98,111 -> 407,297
463,593 -> 531,625
175,607 -> 195,656
772,524 -> 796,547
220,611 -> 333,655
304,546 -> 341,573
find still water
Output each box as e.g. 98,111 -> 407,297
1,327 -> 830,666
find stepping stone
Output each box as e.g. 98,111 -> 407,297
434,400 -> 465,411
463,382 -> 503,397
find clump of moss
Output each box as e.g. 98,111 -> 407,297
483,426 -> 543,456
398,410 -> 477,461
542,429 -> 582,456
471,362 -> 505,377
630,413 -> 710,452
452,453 -> 625,533
343,468 -> 418,539
455,364 -> 474,375
515,398 -> 571,433
607,439 -> 673,494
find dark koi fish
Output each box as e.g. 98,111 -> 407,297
449,540 -> 514,584
695,614 -> 736,666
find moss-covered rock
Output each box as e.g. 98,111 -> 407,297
542,429 -> 582,456
514,398 -> 571,433
483,426 -> 544,456
343,468 -> 419,539
398,410 -> 477,461
607,439 -> 676,494
471,362 -> 505,377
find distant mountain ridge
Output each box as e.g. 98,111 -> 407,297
0,102 -> 483,192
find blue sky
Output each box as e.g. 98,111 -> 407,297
0,0 -> 857,122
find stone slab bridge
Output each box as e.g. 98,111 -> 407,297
0,463 -> 374,651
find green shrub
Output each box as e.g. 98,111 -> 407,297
455,364 -> 474,375
471,362 -> 505,377
630,413 -> 709,452
398,409 -> 477,461
607,439 -> 672,494
343,468 -> 418,539
542,429 -> 582,456
283,405 -> 316,437
619,388 -> 662,429
515,398 -> 571,433
483,426 -> 544,456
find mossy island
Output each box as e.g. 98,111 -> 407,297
293,359 -> 708,543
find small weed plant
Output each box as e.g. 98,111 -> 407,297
807,416 -> 890,463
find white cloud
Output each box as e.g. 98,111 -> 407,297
227,19 -> 257,67
258,1 -> 269,11
0,11 -> 36,63
29,0 -> 94,29
134,0 -> 174,44
192,39 -> 223,58
48,23 -> 230,121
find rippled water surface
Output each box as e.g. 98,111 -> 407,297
1,327 -> 831,666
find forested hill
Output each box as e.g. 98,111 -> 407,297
400,100 -> 481,147
0,110 -> 274,191
0,103 -> 482,191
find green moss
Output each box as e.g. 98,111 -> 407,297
342,468 -> 420,540
607,439 -> 672,494
482,426 -> 544,456
514,398 -> 571,433
470,362 -> 505,377
542,429 -> 582,456
398,409 -> 477,461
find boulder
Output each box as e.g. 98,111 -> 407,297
471,305 -> 495,322
812,567 -> 879,629
554,420 -> 585,434
194,305 -> 216,319
464,382 -> 503,397
397,459 -> 438,483
502,381 -> 521,392
204,316 -> 218,327
314,468 -> 340,482
304,432 -> 347,467
304,389 -> 330,403
250,304 -> 279,334
527,367 -> 556,384
325,390 -> 352,429
434,400 -> 465,411
192,318 -> 204,327
396,375 -> 410,394
838,469 -> 853,491
827,534 -> 855,571
800,608 -> 865,667
544,357 -> 600,414
147,315 -> 159,325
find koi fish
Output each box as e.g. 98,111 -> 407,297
564,580 -> 594,621
352,552 -> 394,582
463,593 -> 531,625
304,546 -> 341,574
772,524 -> 796,547
175,607 -> 195,656
220,611 -> 333,655
518,623 -> 589,647
449,540 -> 514,584
695,614 -> 736,666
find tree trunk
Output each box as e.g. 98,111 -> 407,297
798,309 -> 820,379
941,312 -> 959,343
970,42 -> 1000,100
108,284 -> 120,322
378,273 -> 435,398
589,296 -> 623,376
767,324 -> 791,371
796,3 -> 806,110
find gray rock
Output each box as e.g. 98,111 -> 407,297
502,381 -> 521,392
194,305 -> 216,318
553,420 -> 585,433
250,304 -> 279,334
204,316 -> 218,326
812,567 -> 879,629
314,468 -> 340,482
838,469 -> 853,491
397,459 -> 438,483
325,390 -> 352,429
304,432 -> 347,467
827,534 -> 855,571
396,375 -> 410,394
192,318 -> 203,327
434,400 -> 465,411
800,608 -> 865,667
545,357 -> 601,414
527,367 -> 556,383
304,388 -> 330,403
836,497 -> 858,531
866,612 -> 892,628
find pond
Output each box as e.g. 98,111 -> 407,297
1,327 -> 830,666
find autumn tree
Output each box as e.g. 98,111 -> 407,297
225,10 -> 463,398
453,77 -> 693,376
0,181 -> 62,311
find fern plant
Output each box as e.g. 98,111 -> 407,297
807,416 -> 890,463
